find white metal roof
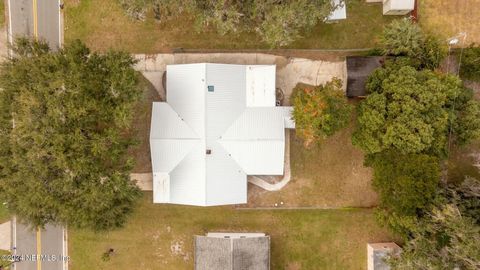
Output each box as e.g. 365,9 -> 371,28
150,63 -> 294,206
327,0 -> 347,21
385,0 -> 414,10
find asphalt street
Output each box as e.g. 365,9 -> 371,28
14,222 -> 66,270
7,1 -> 66,270
8,0 -> 61,50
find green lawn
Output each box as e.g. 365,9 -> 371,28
0,200 -> 9,224
64,0 -> 394,53
69,193 -> 395,270
0,0 -> 5,28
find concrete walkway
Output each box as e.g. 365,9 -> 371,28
0,221 -> 11,250
248,131 -> 292,191
131,173 -> 153,191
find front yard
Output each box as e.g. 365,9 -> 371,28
64,0 -> 393,53
69,192 -> 396,270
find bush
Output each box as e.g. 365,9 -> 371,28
460,44 -> 480,81
292,79 -> 352,147
381,18 -> 447,69
366,151 -> 440,236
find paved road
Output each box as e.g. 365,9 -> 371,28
8,0 -> 62,50
13,221 -> 67,270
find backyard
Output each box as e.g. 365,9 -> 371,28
64,0 -> 393,53
418,0 -> 480,44
69,192 -> 396,270
246,112 -> 378,208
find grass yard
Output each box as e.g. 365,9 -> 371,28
246,102 -> 378,208
64,0 -> 393,53
69,192 -> 396,270
418,0 -> 480,45
0,200 -> 9,224
128,73 -> 161,173
447,140 -> 480,184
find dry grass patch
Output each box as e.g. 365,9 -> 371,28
418,0 -> 480,44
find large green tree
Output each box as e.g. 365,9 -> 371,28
366,151 -> 440,236
352,62 -> 480,157
292,79 -> 352,147
389,179 -> 480,270
118,0 -> 336,47
0,39 -> 142,230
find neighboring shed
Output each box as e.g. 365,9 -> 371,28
195,233 -> 270,270
383,0 -> 415,15
367,243 -> 401,270
346,56 -> 384,98
326,0 -> 347,22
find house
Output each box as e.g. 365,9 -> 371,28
195,232 -> 270,270
366,0 -> 415,15
149,63 -> 294,206
326,0 -> 347,22
346,56 -> 384,98
367,243 -> 402,270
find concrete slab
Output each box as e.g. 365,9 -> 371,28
131,173 -> 153,191
141,71 -> 165,100
0,221 -> 11,250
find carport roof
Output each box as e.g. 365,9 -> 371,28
346,56 -> 384,97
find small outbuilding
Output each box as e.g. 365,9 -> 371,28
346,56 -> 384,98
382,0 -> 415,15
195,233 -> 270,270
326,0 -> 347,22
367,242 -> 402,270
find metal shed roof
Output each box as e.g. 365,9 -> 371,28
346,56 -> 384,97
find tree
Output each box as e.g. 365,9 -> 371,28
381,18 -> 446,69
292,79 -> 352,147
117,0 -> 336,47
382,18 -> 423,57
0,38 -> 142,230
389,205 -> 480,270
352,63 -> 480,156
460,44 -> 480,81
387,177 -> 480,269
366,151 -> 440,236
